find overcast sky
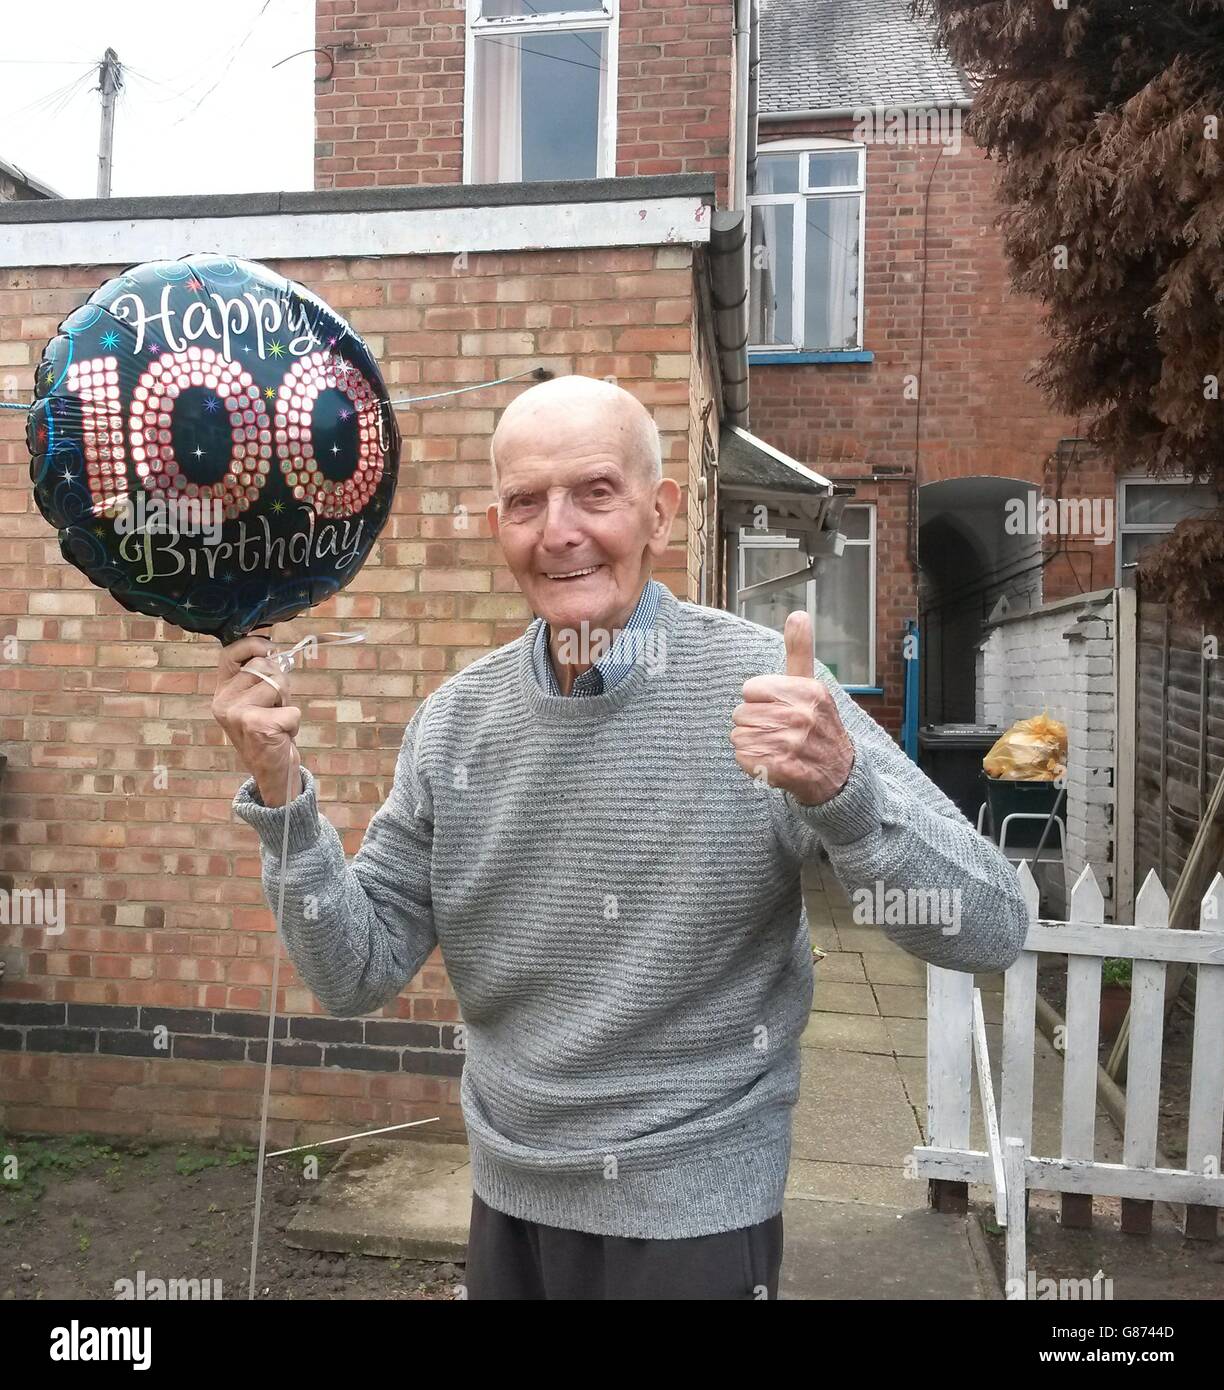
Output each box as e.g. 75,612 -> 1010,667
0,0 -> 315,199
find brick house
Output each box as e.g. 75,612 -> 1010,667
744,0 -> 1219,735
0,0 -> 842,1147
6,0 -> 1194,1151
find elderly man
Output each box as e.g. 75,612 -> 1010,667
214,374 -> 1028,1301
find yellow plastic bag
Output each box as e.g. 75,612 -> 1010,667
982,712 -> 1068,781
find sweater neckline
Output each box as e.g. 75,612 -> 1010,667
518,584 -> 680,723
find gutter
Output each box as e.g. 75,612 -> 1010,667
709,209 -> 750,428
759,98 -> 973,123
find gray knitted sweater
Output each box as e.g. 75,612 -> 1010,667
233,586 -> 1028,1238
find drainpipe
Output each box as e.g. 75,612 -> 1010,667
732,0 -> 751,212
716,0 -> 755,428
747,0 -> 760,196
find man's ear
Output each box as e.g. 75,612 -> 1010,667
647,478 -> 682,556
486,501 -> 501,541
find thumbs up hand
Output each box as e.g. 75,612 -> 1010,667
730,611 -> 856,807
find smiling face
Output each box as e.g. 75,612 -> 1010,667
487,377 -> 681,638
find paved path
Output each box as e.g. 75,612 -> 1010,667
780,855 -> 1002,1298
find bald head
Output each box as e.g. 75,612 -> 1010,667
490,375 -> 662,494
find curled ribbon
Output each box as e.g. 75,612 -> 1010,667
242,629 -> 367,694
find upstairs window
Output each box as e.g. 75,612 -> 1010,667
1117,476 -> 1222,584
465,0 -> 617,184
748,141 -> 865,352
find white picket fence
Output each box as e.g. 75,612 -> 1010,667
911,861 -> 1224,1298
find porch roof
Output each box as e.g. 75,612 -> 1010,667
718,425 -> 852,549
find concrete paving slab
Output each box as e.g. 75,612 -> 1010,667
861,951 -> 927,986
801,1011 -> 891,1052
811,980 -> 879,1015
833,925 -> 903,953
885,1016 -> 927,1058
286,1139 -> 472,1260
810,925 -> 843,952
873,984 -> 926,1019
785,1158 -> 927,1208
813,951 -> 866,983
897,1054 -> 927,1114
779,1199 -> 993,1299
792,1051 -> 921,1165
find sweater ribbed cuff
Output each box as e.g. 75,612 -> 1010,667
785,736 -> 884,847
232,766 -> 322,857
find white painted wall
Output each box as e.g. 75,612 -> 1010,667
0,196 -> 711,269
976,591 -> 1118,918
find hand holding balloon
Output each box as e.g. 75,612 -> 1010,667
212,636 -> 302,807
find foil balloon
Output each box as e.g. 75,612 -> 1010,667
27,253 -> 400,644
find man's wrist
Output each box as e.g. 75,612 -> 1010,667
787,736 -> 883,847
255,762 -> 303,807
791,740 -> 855,808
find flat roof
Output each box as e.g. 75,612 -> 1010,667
0,173 -> 715,226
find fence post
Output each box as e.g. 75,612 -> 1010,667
1120,869 -> 1170,1235
1185,872 -> 1224,1239
1061,864 -> 1105,1229
927,965 -> 974,1214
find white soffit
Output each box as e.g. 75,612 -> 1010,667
0,198 -> 711,268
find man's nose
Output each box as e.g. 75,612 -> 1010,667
539,491 -> 583,549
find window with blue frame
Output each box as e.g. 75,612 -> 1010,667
748,141 -> 865,353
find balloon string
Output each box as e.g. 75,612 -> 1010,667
0,366 -> 547,413
248,749 -> 298,1302
245,627 -> 367,1298
387,367 -> 544,407
242,630 -> 367,691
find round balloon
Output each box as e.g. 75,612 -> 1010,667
27,252 -> 400,644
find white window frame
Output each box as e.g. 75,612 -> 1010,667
1116,473 -> 1222,585
747,137 -> 867,353
736,503 -> 876,687
462,0 -> 619,185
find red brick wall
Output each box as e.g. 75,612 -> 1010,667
0,243 -> 700,1147
748,118 -> 1086,732
315,0 -> 734,203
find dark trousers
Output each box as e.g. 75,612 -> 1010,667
464,1192 -> 784,1300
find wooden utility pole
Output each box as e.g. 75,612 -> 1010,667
97,48 -> 122,198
